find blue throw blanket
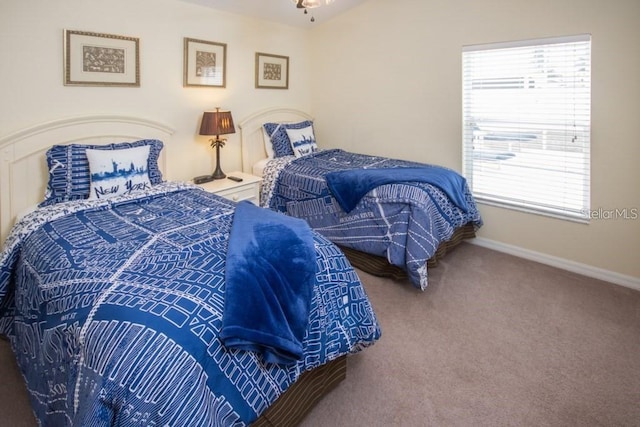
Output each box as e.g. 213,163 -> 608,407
220,201 -> 317,365
325,166 -> 470,213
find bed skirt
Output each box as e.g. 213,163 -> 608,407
252,355 -> 347,426
339,223 -> 477,281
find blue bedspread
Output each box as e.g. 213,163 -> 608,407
0,182 -> 380,426
261,149 -> 483,290
325,167 -> 470,214
221,201 -> 316,365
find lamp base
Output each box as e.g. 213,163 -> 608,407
211,138 -> 226,180
211,167 -> 226,180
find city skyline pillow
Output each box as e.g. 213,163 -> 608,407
286,126 -> 318,158
86,145 -> 152,200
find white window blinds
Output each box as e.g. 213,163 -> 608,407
462,35 -> 591,221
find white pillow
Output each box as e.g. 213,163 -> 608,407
86,145 -> 152,200
286,126 -> 317,158
262,127 -> 275,159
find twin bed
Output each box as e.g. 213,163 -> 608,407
0,116 -> 380,426
238,108 -> 483,290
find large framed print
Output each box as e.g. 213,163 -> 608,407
64,30 -> 140,87
255,52 -> 289,89
184,38 -> 227,88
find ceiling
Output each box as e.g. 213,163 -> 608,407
178,0 -> 368,28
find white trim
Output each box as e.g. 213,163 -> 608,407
477,199 -> 590,224
0,115 -> 174,147
470,237 -> 640,292
463,33 -> 591,52
238,107 -> 313,131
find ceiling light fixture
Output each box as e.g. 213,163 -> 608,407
292,0 -> 336,22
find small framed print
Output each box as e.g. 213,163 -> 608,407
184,38 -> 227,88
64,30 -> 140,87
255,52 -> 289,89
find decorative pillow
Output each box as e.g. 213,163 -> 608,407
86,145 -> 152,200
41,139 -> 163,206
263,120 -> 313,158
286,126 -> 317,158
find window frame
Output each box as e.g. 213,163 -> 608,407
462,34 -> 592,222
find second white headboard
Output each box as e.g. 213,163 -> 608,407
238,107 -> 313,174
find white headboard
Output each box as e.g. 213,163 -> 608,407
0,115 -> 175,244
238,107 -> 313,173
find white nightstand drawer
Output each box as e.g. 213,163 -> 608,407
215,185 -> 257,202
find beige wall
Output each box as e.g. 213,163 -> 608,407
2,0 -> 638,281
0,0 -> 313,181
309,0 -> 640,280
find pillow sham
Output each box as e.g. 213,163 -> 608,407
286,126 -> 317,158
86,145 -> 152,200
263,120 -> 313,158
41,139 -> 163,206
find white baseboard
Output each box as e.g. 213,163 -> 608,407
470,237 -> 640,292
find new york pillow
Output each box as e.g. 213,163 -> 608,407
86,145 -> 152,200
286,126 -> 317,158
263,120 -> 313,158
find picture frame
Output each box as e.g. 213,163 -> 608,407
64,30 -> 140,87
184,38 -> 227,88
255,52 -> 289,89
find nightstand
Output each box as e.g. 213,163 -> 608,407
194,171 -> 262,204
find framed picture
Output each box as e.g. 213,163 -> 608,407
255,52 -> 289,89
184,38 -> 227,88
64,30 -> 140,87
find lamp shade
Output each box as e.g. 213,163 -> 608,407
199,110 -> 235,136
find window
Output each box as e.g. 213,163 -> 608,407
462,35 -> 591,221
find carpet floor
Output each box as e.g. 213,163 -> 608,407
1,243 -> 639,426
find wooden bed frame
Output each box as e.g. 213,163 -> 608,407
0,114 -> 345,426
238,107 -> 476,278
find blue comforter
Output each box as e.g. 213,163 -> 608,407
261,149 -> 483,290
0,182 -> 380,426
